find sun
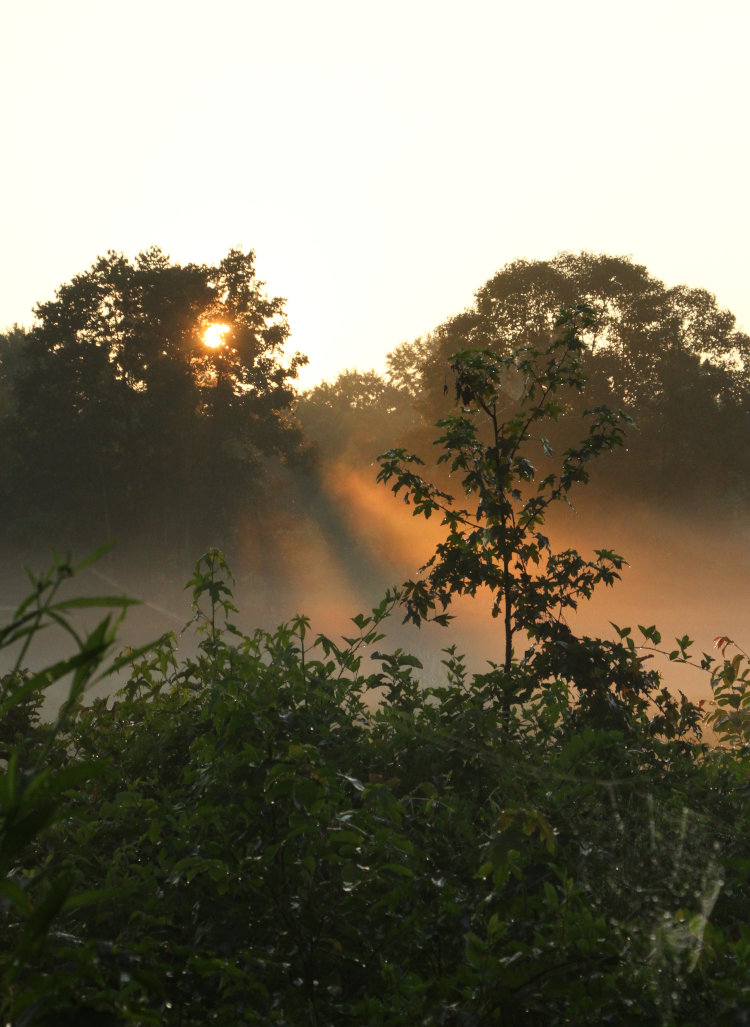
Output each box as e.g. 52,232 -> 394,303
203,323 -> 230,349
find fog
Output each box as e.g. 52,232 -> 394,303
3,456 -> 745,724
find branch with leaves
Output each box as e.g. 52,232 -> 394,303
378,306 -> 631,681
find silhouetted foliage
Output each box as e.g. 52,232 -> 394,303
0,248 -> 308,556
377,306 -> 704,739
387,253 -> 750,510
296,254 -> 749,518
378,307 -> 629,654
296,367 -> 419,463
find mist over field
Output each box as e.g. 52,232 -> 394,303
3,471 -> 741,717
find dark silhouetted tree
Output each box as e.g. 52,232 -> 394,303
386,253 -> 750,509
0,248 -> 308,557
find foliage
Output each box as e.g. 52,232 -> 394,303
701,635 -> 750,750
377,306 -> 706,743
301,253 -> 750,515
4,278 -> 750,1023
423,255 -> 750,511
296,368 -> 419,464
0,547 -> 150,1024
402,251 -> 750,416
0,248 -> 309,554
3,547 -> 750,1025
379,305 -> 628,658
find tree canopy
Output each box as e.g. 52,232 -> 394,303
295,368 -> 421,462
403,252 -> 749,408
399,255 -> 750,502
0,248 -> 309,557
303,253 -> 750,512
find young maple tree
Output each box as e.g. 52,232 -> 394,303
377,305 -> 630,679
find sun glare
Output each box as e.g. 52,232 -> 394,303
203,323 -> 230,349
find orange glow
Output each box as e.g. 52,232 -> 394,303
322,460 -> 443,573
203,323 -> 230,349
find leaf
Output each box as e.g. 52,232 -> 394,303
638,625 -> 662,645
49,595 -> 140,611
544,881 -> 559,909
0,877 -> 32,914
380,862 -> 414,878
339,773 -> 365,792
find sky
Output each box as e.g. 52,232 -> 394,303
2,0 -> 749,388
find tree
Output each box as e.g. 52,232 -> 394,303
388,252 -> 750,509
296,368 -> 418,463
377,305 -> 657,720
0,248 -> 308,555
405,253 -> 749,405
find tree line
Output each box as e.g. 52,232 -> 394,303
2,248 -> 748,576
298,252 -> 750,515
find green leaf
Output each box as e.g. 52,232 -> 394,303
0,876 -> 32,913
49,595 -> 140,611
380,862 -> 414,878
544,881 -> 559,910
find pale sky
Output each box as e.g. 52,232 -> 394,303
2,0 -> 748,388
